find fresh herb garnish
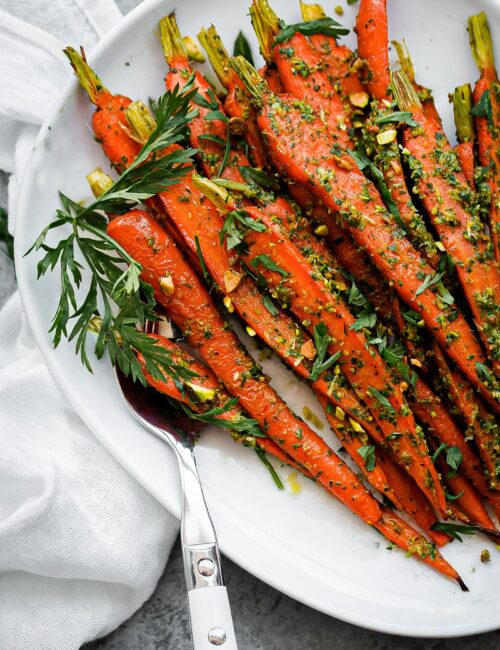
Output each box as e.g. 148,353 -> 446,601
198,133 -> 226,146
194,235 -> 213,286
27,86 -> 198,385
431,442 -> 448,463
310,322 -> 341,381
471,89 -> 493,129
367,386 -> 395,414
415,271 -> 444,296
357,444 -> 376,472
349,311 -> 377,331
233,31 -> 255,65
204,109 -> 228,122
193,88 -> 218,110
239,166 -> 281,191
446,445 -> 463,478
445,490 -> 464,501
261,294 -> 278,315
476,361 -> 495,384
250,254 -> 289,277
220,209 -> 266,252
274,17 -> 349,46
374,111 -> 418,127
0,208 -> 14,260
181,398 -> 264,437
430,522 -> 477,542
255,448 -> 285,489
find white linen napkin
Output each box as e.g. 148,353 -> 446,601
0,2 -> 179,649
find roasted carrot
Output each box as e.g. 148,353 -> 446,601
195,176 -> 448,516
356,0 -> 440,266
432,343 -> 500,491
299,1 -> 368,108
452,84 -> 476,189
108,209 -> 384,522
392,71 -> 500,379
198,25 -> 268,169
231,56 -> 499,410
125,105 -> 389,442
468,12 -> 500,263
375,451 -> 450,546
318,394 -> 401,508
250,0 -> 352,148
355,0 -> 390,100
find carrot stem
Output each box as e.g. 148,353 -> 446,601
452,84 -> 475,144
468,12 -> 495,72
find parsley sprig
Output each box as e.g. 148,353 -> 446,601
27,86 -> 198,385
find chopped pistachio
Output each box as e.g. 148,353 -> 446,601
224,268 -> 242,293
314,224 -> 329,236
481,549 -> 491,563
223,295 -> 235,313
349,91 -> 369,108
159,273 -> 174,296
246,326 -> 257,337
376,129 -> 397,145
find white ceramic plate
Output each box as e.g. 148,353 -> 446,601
15,0 -> 500,637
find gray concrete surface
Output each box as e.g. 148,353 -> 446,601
2,1 -> 500,648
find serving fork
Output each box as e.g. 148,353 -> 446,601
115,368 -> 238,649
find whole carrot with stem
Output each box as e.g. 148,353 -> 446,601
392,70 -> 500,380
198,25 -> 268,169
230,55 -> 500,410
468,12 -> 500,263
193,175 -> 449,516
356,0 -> 440,267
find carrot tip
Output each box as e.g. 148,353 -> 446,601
456,576 -> 469,592
476,525 -> 500,541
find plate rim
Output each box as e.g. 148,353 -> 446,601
14,0 -> 500,638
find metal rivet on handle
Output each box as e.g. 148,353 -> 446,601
208,627 -> 226,645
198,558 -> 215,577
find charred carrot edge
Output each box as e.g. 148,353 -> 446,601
109,209 -> 384,524
230,56 -> 499,411
452,84 -> 475,188
432,344 -> 500,491
194,175 -> 448,516
392,71 -> 500,381
468,12 -> 500,264
355,0 -> 391,100
198,24 -> 267,168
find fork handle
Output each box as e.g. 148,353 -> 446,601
188,586 -> 237,649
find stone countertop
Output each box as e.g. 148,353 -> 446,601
2,0 -> 500,647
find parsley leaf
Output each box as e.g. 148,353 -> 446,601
220,209 -> 266,252
375,111 -> 418,127
415,271 -> 444,296
349,311 -> 377,331
261,294 -> 278,315
233,31 -> 255,66
357,444 -> 376,472
273,17 -> 349,46
367,386 -> 395,414
310,322 -> 341,381
204,109 -> 228,122
250,254 -> 289,276
430,522 -> 476,542
255,448 -> 285,489
471,89 -> 493,129
476,361 -> 495,384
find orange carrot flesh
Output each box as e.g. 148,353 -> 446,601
432,344 -> 500,490
455,142 -> 476,189
397,103 -> 500,377
240,81 -> 497,409
318,394 -> 402,508
108,210 -> 382,523
259,64 -> 283,93
408,374 -> 498,505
